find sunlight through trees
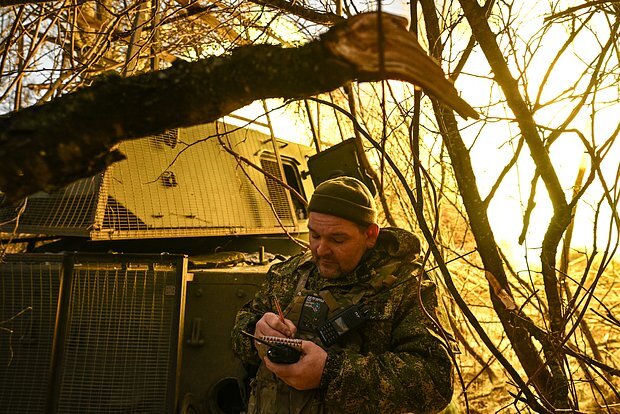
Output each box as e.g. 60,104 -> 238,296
1,0 -> 619,412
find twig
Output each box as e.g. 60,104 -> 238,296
0,306 -> 33,367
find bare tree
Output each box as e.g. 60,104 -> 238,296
0,0 -> 618,412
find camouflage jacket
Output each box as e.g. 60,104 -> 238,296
231,227 -> 454,413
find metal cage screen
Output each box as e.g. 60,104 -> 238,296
53,254 -> 185,414
0,122 -> 313,240
0,253 -> 186,414
0,255 -> 63,414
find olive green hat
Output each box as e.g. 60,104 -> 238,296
308,176 -> 376,226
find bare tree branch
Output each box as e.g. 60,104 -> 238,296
544,0 -> 620,22
249,0 -> 344,26
0,12 -> 477,204
0,0 -> 55,7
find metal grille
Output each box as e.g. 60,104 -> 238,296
260,157 -> 293,222
155,129 -> 179,148
95,122 -> 304,239
0,122 -> 312,240
54,254 -> 185,414
0,253 -> 186,414
0,176 -> 102,236
102,196 -> 149,231
0,255 -> 63,414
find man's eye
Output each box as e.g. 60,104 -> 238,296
332,238 -> 345,244
310,233 -> 320,240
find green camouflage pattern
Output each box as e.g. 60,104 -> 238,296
231,227 -> 454,413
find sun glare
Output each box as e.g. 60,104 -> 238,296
443,0 -> 620,264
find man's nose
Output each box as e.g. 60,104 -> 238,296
316,240 -> 331,256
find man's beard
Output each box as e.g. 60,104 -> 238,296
317,258 -> 342,278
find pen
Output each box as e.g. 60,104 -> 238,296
272,294 -> 285,324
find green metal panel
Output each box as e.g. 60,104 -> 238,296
307,138 -> 376,195
179,268 -> 268,413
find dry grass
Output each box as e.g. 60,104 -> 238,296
440,255 -> 620,413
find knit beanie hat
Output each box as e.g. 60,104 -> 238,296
308,176 -> 376,226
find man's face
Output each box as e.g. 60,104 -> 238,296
308,212 -> 379,279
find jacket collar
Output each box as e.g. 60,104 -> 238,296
305,227 -> 420,288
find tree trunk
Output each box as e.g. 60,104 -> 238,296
420,0 -> 568,408
455,0 -> 573,407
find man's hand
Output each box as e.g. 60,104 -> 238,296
254,312 -> 296,338
253,312 -> 297,358
263,340 -> 327,391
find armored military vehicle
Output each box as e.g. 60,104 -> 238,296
0,118 -> 374,414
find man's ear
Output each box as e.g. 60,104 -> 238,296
365,223 -> 380,248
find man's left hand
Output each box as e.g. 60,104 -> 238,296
263,340 -> 327,391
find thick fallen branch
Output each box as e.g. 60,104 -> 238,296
0,12 -> 477,203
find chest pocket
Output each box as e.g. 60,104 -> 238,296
286,288 -> 369,343
296,295 -> 329,333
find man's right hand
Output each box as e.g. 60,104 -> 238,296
254,312 -> 296,339
253,312 -> 297,359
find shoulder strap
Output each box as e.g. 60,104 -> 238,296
293,268 -> 311,295
369,261 -> 401,291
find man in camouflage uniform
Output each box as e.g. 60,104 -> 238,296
231,176 -> 453,413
